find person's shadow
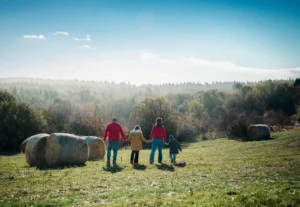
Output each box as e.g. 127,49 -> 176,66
102,163 -> 124,173
155,163 -> 174,172
133,164 -> 147,171
173,162 -> 187,168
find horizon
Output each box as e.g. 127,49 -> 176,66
1,0 -> 300,85
0,76 -> 296,88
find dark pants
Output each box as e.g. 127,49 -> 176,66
130,151 -> 140,164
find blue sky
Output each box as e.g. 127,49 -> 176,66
0,0 -> 299,84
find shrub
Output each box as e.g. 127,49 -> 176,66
226,112 -> 263,141
67,111 -> 105,136
129,97 -> 177,139
0,90 -> 48,152
263,110 -> 291,126
176,116 -> 198,142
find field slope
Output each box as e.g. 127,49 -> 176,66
1,129 -> 300,207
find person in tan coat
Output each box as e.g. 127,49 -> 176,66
127,125 -> 150,164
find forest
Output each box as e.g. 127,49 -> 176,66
0,77 -> 299,152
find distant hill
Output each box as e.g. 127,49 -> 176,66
0,77 -> 250,94
0,77 -> 293,107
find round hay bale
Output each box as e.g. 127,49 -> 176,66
21,133 -> 49,153
82,136 -> 106,161
25,134 -> 50,166
247,124 -> 271,141
45,133 -> 89,166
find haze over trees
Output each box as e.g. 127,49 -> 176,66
0,78 -> 299,152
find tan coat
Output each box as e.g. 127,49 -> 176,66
127,130 -> 149,151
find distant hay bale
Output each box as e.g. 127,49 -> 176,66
21,133 -> 49,153
45,133 -> 89,166
247,124 -> 271,141
25,134 -> 50,166
82,136 -> 106,161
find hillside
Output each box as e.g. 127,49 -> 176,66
0,129 -> 299,206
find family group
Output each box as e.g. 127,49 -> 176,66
103,117 -> 182,165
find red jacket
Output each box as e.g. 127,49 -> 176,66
104,122 -> 126,141
150,125 -> 166,143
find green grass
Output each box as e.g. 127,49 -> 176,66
1,129 -> 300,207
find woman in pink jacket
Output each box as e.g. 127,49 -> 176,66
149,118 -> 166,164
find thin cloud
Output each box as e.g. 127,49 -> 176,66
140,52 -> 158,60
73,34 -> 91,41
83,45 -> 91,49
138,52 -> 300,82
23,35 -> 45,40
2,51 -> 298,85
180,56 -> 290,74
53,31 -> 69,36
81,45 -> 95,49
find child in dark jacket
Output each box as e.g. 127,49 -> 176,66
168,135 -> 182,163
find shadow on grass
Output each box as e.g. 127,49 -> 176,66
102,163 -> 124,174
133,164 -> 147,170
155,163 -> 174,172
173,162 -> 187,168
0,152 -> 21,156
36,163 -> 86,170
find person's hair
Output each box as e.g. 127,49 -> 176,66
134,125 -> 141,130
155,118 -> 162,128
112,117 -> 117,122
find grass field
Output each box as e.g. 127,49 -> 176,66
1,129 -> 300,207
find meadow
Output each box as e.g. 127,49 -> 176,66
0,129 -> 300,207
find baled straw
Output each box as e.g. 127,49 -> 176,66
82,136 -> 106,161
45,133 -> 89,166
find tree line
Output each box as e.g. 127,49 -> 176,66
0,78 -> 299,152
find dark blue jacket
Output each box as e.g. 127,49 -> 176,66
168,138 -> 182,154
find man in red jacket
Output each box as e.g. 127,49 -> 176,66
104,118 -> 126,165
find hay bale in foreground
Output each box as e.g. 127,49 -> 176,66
247,124 -> 271,141
45,133 -> 89,166
21,133 -> 49,153
82,136 -> 106,161
25,134 -> 50,166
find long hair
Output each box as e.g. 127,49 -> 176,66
155,118 -> 162,128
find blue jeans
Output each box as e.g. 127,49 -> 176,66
107,141 -> 119,162
169,154 -> 177,162
150,138 -> 164,163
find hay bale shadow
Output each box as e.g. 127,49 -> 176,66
173,162 -> 187,167
103,164 -> 124,174
133,164 -> 147,171
0,152 -> 20,156
36,163 -> 86,170
155,163 -> 175,172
